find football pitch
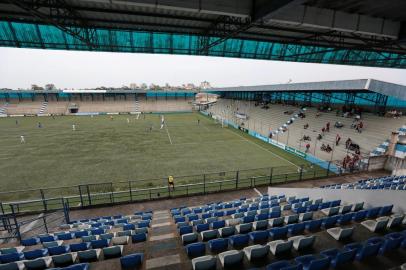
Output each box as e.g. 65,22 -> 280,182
0,113 -> 317,198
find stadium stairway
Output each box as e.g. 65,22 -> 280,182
0,102 -> 8,116
38,102 -> 48,115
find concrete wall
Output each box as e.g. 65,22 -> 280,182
267,187 -> 406,213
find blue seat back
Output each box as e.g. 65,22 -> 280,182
269,226 -> 288,239
91,239 -> 109,249
208,238 -> 228,252
48,245 -> 70,256
185,243 -> 205,257
132,233 -> 147,243
212,220 -> 225,229
229,234 -> 249,246
23,249 -> 48,260
179,225 -> 193,235
70,242 -> 91,252
196,223 -> 210,233
249,230 -> 268,242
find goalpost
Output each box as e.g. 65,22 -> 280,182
213,114 -> 228,128
130,112 -> 142,119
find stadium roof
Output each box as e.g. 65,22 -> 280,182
208,79 -> 406,100
0,0 -> 405,68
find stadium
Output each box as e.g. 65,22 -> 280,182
0,1 -> 406,270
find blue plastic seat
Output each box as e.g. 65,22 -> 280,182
229,234 -> 249,247
90,239 -> 110,249
57,232 -> 74,240
366,207 -> 381,219
337,213 -> 353,225
307,204 -> 319,212
179,225 -> 193,235
255,213 -> 268,221
269,211 -> 281,218
91,222 -> 101,228
185,242 -> 206,257
201,213 -> 212,219
269,226 -> 288,240
352,210 -> 367,221
48,245 -> 70,256
330,200 -> 341,207
211,220 -> 225,230
196,223 -> 210,233
321,216 -> 339,229
174,216 -> 185,223
0,252 -> 24,264
187,214 -> 199,222
39,235 -> 57,243
137,221 -> 150,228
305,219 -> 322,231
379,232 -> 404,254
23,248 -> 48,260
120,253 -> 144,269
21,237 -> 40,246
123,223 -> 136,230
379,205 -> 393,216
321,248 -> 356,268
208,238 -> 228,252
293,206 -> 307,214
226,209 -> 236,216
288,223 -> 305,235
70,242 -> 91,252
243,216 -> 255,223
214,211 -> 224,217
249,230 -> 268,243
345,238 -> 382,261
90,228 -> 104,235
132,232 -> 147,243
266,260 -> 301,270
295,254 -> 331,270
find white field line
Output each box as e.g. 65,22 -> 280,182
226,129 -> 301,170
165,124 -> 173,145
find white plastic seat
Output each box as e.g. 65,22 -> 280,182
326,227 -> 354,240
243,244 -> 269,261
218,250 -> 243,267
288,235 -> 316,251
387,214 -> 404,228
352,202 -> 364,212
200,230 -> 218,241
192,255 -> 217,270
268,217 -> 284,227
361,217 -> 389,232
225,219 -> 241,227
236,223 -> 252,233
299,212 -> 313,222
182,233 -> 198,245
321,206 -> 340,216
267,239 -> 293,255
112,236 -> 130,245
284,214 -> 299,224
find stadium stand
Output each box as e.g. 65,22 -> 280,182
0,98 -> 193,115
321,175 -> 406,190
1,180 -> 405,270
207,98 -> 405,165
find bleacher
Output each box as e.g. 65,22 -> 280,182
1,189 -> 405,270
0,98 -> 193,115
321,175 -> 406,190
207,99 -> 405,164
0,212 -> 150,270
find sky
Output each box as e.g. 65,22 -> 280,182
1,47 -> 406,89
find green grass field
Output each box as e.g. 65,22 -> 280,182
0,112 -> 319,202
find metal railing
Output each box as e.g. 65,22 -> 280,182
0,163 -> 331,215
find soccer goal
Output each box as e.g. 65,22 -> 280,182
213,114 -> 228,128
131,112 -> 142,119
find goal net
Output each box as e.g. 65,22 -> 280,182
213,114 -> 228,128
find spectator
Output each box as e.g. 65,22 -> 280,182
335,134 -> 341,146
326,122 -> 330,132
345,138 -> 352,149
305,143 -> 310,153
303,123 -> 309,129
321,127 -> 325,134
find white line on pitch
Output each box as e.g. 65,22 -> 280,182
226,129 -> 300,170
253,188 -> 262,196
165,125 -> 173,145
